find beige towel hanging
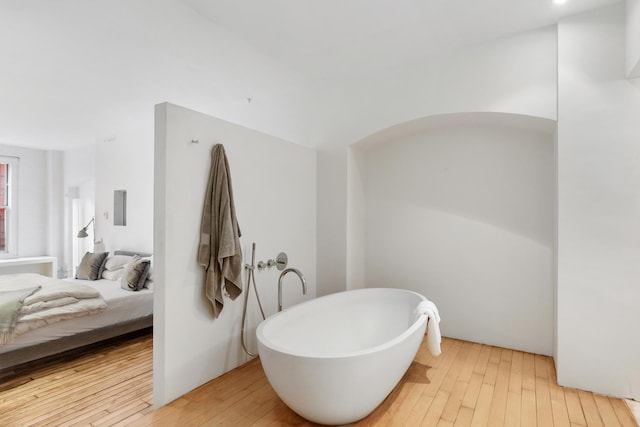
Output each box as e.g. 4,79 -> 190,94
197,144 -> 242,317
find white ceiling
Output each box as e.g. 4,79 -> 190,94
0,0 -> 621,151
182,0 -> 620,79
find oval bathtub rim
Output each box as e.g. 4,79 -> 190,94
256,287 -> 429,360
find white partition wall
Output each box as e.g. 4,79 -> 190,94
154,102 -> 316,406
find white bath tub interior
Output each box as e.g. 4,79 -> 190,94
256,287 -> 429,425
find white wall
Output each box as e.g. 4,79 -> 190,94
46,151 -> 64,276
62,145 -> 96,276
154,102 -> 316,406
95,131 -> 153,254
63,145 -> 95,190
316,146 -> 367,295
315,26 -> 557,296
364,114 -> 556,355
316,148 -> 348,296
346,147 -> 366,290
553,127 -> 559,363
61,129 -> 154,262
309,25 -> 557,148
557,4 -> 640,399
627,0 -> 640,77
0,144 -> 49,257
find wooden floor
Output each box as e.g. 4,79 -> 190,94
0,333 -> 153,426
1,334 -> 637,427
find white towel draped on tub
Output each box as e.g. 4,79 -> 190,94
198,144 -> 243,318
414,299 -> 442,356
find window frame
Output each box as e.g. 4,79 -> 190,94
0,156 -> 19,258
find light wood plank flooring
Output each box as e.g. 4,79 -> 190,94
1,333 -> 637,426
0,333 -> 153,426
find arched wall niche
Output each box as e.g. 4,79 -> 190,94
352,111 -> 556,150
345,111 -> 557,354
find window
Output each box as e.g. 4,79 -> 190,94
0,156 -> 18,257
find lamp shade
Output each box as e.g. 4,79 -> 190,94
77,217 -> 94,239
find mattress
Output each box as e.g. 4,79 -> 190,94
0,278 -> 153,354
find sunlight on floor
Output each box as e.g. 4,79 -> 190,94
626,399 -> 640,425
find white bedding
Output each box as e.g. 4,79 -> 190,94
10,275 -> 108,336
0,277 -> 153,354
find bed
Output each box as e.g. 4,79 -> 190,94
0,250 -> 153,371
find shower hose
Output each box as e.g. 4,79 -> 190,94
241,242 -> 266,357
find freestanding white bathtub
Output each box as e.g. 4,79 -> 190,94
256,287 -> 428,425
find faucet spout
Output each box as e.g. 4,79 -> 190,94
278,268 -> 307,312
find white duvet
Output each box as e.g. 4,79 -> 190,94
0,273 -> 106,338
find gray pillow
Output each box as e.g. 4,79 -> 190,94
76,252 -> 109,280
120,257 -> 151,291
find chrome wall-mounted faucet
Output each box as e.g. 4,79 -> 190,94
278,268 -> 307,311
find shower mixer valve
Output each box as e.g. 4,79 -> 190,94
256,252 -> 288,271
257,259 -> 277,270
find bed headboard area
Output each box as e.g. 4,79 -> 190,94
114,250 -> 152,258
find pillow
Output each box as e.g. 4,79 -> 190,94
142,256 -> 153,280
76,252 -> 109,280
120,256 -> 151,291
104,255 -> 133,271
102,268 -> 125,281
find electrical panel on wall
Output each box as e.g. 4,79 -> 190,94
114,190 -> 127,226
